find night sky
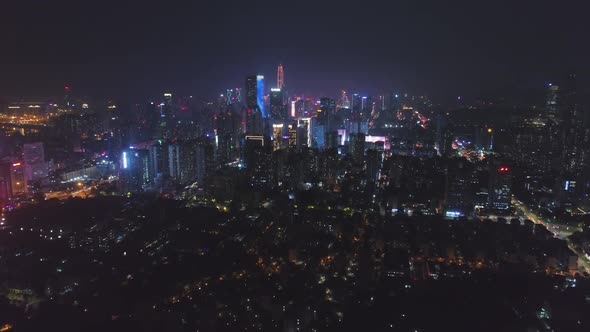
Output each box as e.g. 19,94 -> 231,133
1,0 -> 589,101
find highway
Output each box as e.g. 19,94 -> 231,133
44,177 -> 117,200
512,198 -> 590,274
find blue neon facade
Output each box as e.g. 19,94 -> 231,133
256,75 -> 266,118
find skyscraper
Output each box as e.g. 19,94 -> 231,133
546,83 -> 559,120
23,142 -> 48,181
257,75 -> 266,118
245,75 -> 265,134
270,88 -> 285,120
246,76 -> 258,111
349,133 -> 366,162
277,64 -> 284,89
489,165 -> 512,210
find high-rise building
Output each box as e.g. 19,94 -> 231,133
168,140 -> 209,185
297,118 -> 312,149
489,165 -> 512,210
23,142 -> 48,181
270,88 -> 286,120
365,149 -> 383,185
256,75 -> 266,118
246,76 -> 258,111
312,123 -> 325,150
288,124 -> 297,148
277,64 -> 284,89
445,159 -> 475,217
121,147 -> 152,191
272,124 -> 284,151
340,90 -> 351,109
349,133 -> 366,162
546,83 -> 559,120
0,161 -> 27,203
242,135 -> 272,189
245,75 -> 266,134
216,110 -> 240,165
158,93 -> 175,139
149,140 -> 170,179
325,131 -> 340,150
352,94 -> 362,117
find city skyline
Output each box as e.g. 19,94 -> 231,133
2,1 -> 590,331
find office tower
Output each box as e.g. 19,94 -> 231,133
245,75 -> 266,134
23,142 -> 48,181
215,110 -> 240,165
349,133 -> 366,162
559,72 -> 587,175
325,131 -> 340,150
319,97 -> 336,128
290,100 -> 296,118
312,123 -> 325,150
351,94 -> 362,117
277,64 -> 284,89
489,165 -> 512,210
0,163 -> 12,203
320,97 -> 336,115
0,161 -> 27,203
257,75 -> 266,118
168,140 -> 209,185
340,90 -> 351,109
245,107 -> 264,135
365,149 -> 383,184
297,118 -> 312,149
149,140 -> 170,180
246,76 -> 258,111
445,159 -> 475,217
288,124 -> 297,148
121,147 -> 152,191
158,93 -> 175,139
272,124 -> 284,151
270,88 -> 286,120
546,83 -> 559,120
243,135 -> 272,189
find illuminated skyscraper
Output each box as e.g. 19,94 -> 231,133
23,142 -> 48,181
546,83 -> 559,120
349,133 -> 366,162
489,165 -> 512,210
256,75 -> 266,118
270,88 -> 285,120
245,75 -> 266,117
0,161 -> 27,203
340,90 -> 350,109
246,76 -> 258,110
277,64 -> 284,89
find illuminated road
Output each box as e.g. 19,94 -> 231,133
44,177 -> 117,200
512,198 -> 590,274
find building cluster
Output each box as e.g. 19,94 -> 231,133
1,66 -> 590,331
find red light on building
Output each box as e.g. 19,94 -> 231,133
498,167 -> 509,172
64,85 -> 70,92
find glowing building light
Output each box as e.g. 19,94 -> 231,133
122,152 -> 128,169
291,101 -> 296,118
256,75 -> 266,118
